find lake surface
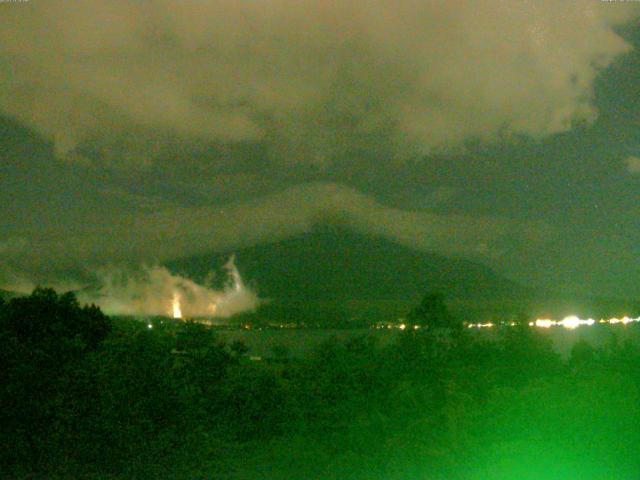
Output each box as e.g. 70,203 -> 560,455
216,324 -> 640,359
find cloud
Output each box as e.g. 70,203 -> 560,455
625,155 -> 640,174
0,182 -> 556,286
1,2 -> 634,296
0,1 -> 637,168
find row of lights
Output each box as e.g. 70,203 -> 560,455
467,315 -> 640,330
373,323 -> 422,330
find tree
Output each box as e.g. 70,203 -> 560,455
0,288 -> 111,472
230,339 -> 249,357
271,343 -> 291,363
407,292 -> 459,330
0,287 -> 111,350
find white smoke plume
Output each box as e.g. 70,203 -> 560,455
77,256 -> 260,318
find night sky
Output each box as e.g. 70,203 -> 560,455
1,1 -> 639,299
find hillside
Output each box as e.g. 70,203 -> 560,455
171,225 -> 525,299
168,225 -> 531,322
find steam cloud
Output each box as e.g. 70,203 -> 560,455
78,256 -> 260,318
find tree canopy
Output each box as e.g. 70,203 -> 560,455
407,292 -> 460,329
0,287 -> 110,350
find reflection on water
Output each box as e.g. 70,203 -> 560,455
217,323 -> 640,359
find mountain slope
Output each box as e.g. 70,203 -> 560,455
168,225 -> 529,321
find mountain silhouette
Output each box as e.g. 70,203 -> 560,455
168,225 -> 529,321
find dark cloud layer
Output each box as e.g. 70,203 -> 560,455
0,182 -> 555,278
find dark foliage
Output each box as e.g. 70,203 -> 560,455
0,288 -> 111,473
1,287 -> 110,349
407,291 -> 460,330
1,288 -> 640,479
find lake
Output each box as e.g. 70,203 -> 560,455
215,323 -> 640,359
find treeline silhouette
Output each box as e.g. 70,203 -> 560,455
1,288 -> 640,479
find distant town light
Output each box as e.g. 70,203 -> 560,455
466,322 -> 494,328
558,316 -> 581,329
535,319 -> 555,328
462,315 -> 639,331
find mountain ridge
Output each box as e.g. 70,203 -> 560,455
167,225 -> 532,322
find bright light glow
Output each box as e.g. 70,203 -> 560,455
147,323 -> 153,329
467,322 -> 494,328
535,319 -> 556,328
461,315 -> 640,331
172,292 -> 182,319
556,316 -> 594,329
530,315 -> 639,329
399,323 -> 406,330
558,315 -> 581,329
